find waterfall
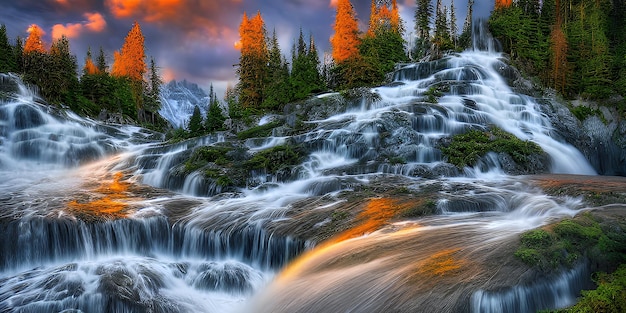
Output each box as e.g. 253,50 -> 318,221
0,21 -> 611,313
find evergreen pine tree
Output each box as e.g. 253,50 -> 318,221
188,105 -> 204,135
96,46 -> 108,73
0,24 -> 16,72
458,0 -> 474,49
206,84 -> 226,132
449,1 -> 458,49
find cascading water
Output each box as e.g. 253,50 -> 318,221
0,21 -> 615,313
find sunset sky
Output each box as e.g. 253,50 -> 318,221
0,0 -> 493,98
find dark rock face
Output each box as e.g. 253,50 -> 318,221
535,94 -> 626,176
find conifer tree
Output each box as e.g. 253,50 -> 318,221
291,29 -> 323,100
48,35 -> 79,103
237,11 -> 268,108
495,0 -> 513,10
144,57 -> 162,122
111,21 -> 147,119
414,0 -> 433,59
262,29 -> 290,110
415,0 -> 432,40
111,21 -> 146,82
188,105 -> 204,134
13,37 -> 23,73
449,1 -> 458,49
206,84 -> 226,132
0,24 -> 16,72
458,0 -> 474,49
433,0 -> 453,55
331,0 -> 361,64
24,24 -> 45,54
96,46 -> 108,73
83,48 -> 99,75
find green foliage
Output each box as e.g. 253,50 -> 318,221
188,105 -> 204,135
289,29 -> 325,102
79,74 -> 135,117
0,24 -> 16,73
359,29 -> 408,85
440,127 -> 543,168
424,85 -> 444,103
184,146 -> 232,173
331,56 -> 380,90
205,84 -> 226,132
22,36 -> 80,106
236,120 -> 281,140
515,214 -> 626,272
571,105 -> 602,121
244,144 -> 304,173
489,0 -> 625,102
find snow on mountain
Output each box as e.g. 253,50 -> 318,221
159,80 -> 209,128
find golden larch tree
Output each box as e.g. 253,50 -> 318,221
367,0 -> 401,37
237,11 -> 268,108
111,21 -> 146,82
83,49 -> 99,75
331,0 -> 361,63
24,24 -> 45,54
495,0 -> 513,10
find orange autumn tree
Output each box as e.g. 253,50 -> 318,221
495,0 -> 512,10
331,0 -> 361,64
111,21 -> 147,119
367,0 -> 401,36
111,21 -> 146,82
83,48 -> 99,75
236,11 -> 268,108
24,24 -> 45,54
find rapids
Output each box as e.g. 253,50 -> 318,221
0,22 -> 618,313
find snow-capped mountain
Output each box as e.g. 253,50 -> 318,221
159,80 -> 209,128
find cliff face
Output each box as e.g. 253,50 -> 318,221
498,59 -> 626,177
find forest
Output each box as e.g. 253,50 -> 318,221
0,0 -> 625,130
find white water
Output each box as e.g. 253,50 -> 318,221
0,23 -> 603,313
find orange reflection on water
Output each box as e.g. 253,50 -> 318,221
66,172 -> 131,219
413,248 -> 467,277
332,197 -> 421,243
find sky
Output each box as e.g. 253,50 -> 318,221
0,0 -> 494,98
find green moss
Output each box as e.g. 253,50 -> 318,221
236,120 -> 282,140
184,146 -> 232,174
440,126 -> 543,168
515,213 -> 626,272
400,199 -> 437,218
520,229 -> 553,248
571,105 -> 603,122
244,144 -> 305,174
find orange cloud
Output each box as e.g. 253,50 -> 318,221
51,12 -> 107,40
52,23 -> 82,39
85,12 -> 107,32
106,0 -> 184,21
330,0 -> 338,7
105,0 -> 242,47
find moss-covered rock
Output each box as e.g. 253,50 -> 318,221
440,126 -> 546,173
